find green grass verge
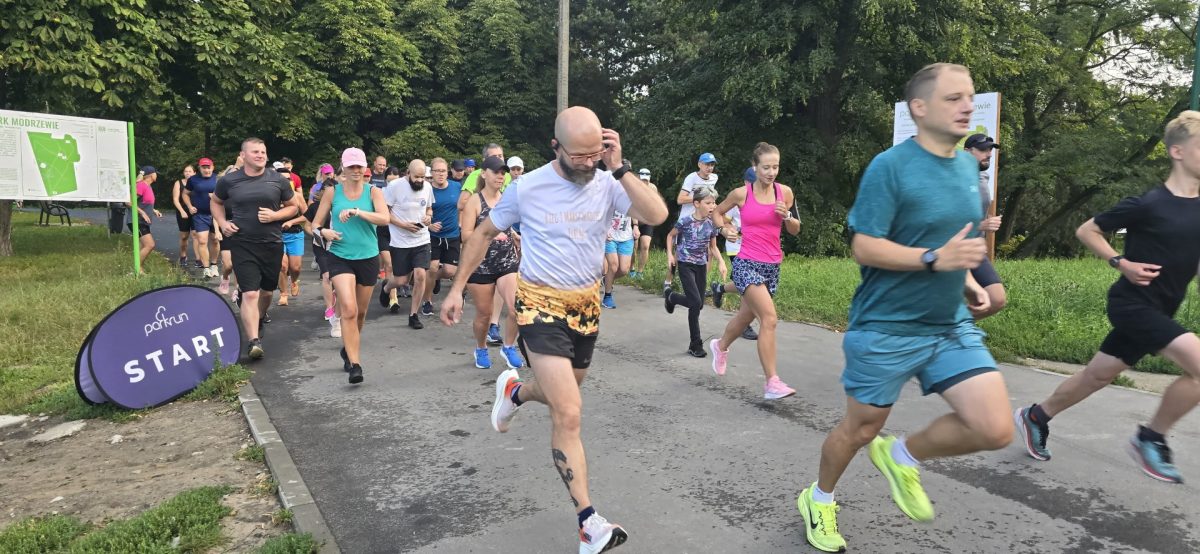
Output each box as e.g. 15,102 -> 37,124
257,533 -> 319,554
626,251 -> 1200,375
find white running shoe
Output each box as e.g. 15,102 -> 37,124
579,513 -> 628,554
491,369 -> 522,433
330,317 -> 342,338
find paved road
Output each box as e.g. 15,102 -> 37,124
135,214 -> 1200,553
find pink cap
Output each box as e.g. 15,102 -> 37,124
319,163 -> 334,174
341,148 -> 367,168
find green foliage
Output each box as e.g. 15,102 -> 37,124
257,533 -> 319,554
0,516 -> 91,553
237,444 -> 267,463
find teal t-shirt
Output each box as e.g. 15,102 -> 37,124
329,184 -> 380,261
846,138 -> 983,335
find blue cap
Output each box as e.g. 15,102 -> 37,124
141,166 -> 157,175
465,158 -> 477,168
743,167 -> 756,183
698,152 -> 717,164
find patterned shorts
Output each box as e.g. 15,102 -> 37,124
731,257 -> 780,296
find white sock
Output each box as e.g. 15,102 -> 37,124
811,484 -> 835,504
891,437 -> 919,467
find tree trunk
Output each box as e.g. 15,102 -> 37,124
1011,185 -> 1102,258
997,185 -> 1025,244
0,202 -> 13,257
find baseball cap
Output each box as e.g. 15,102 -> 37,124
318,163 -> 334,175
424,166 -> 432,178
277,166 -> 291,174
465,158 -> 477,168
638,168 -> 651,178
480,156 -> 508,173
506,156 -> 524,169
743,166 -> 756,183
272,161 -> 285,170
341,147 -> 368,168
699,152 -> 717,164
141,166 -> 157,175
964,134 -> 1000,150
451,159 -> 466,171
198,157 -> 214,167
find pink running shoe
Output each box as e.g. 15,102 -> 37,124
217,278 -> 230,295
764,376 -> 796,400
324,306 -> 336,320
710,338 -> 727,376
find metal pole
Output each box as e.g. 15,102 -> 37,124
1193,3 -> 1200,110
557,0 -> 569,113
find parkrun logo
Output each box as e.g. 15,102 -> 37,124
145,306 -> 190,337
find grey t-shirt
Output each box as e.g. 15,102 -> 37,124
214,168 -> 295,244
978,171 -> 991,217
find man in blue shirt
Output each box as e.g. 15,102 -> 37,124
183,157 -> 220,277
797,63 -> 1013,553
418,157 -> 463,316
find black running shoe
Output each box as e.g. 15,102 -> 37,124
340,347 -> 350,372
664,289 -> 675,314
433,279 -> 442,295
348,364 -> 363,384
378,279 -> 390,308
193,260 -> 204,269
409,314 -> 424,329
742,325 -> 758,341
687,345 -> 707,358
711,282 -> 725,309
248,338 -> 264,360
420,301 -> 434,317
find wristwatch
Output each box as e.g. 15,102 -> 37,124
611,166 -> 630,180
1108,255 -> 1125,269
921,249 -> 938,273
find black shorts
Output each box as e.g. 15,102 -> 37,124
518,318 -> 599,370
313,244 -> 332,275
389,244 -> 431,275
128,219 -> 151,237
1100,302 -> 1189,366
219,236 -> 231,251
468,269 -> 516,285
175,212 -> 191,232
228,239 -> 283,293
328,255 -> 380,287
970,257 -> 1003,288
430,237 -> 461,265
637,223 -> 654,238
376,225 -> 391,252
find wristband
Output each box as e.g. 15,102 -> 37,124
611,166 -> 629,180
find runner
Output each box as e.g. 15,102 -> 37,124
378,160 -> 433,329
314,148 -> 389,384
280,157 -> 303,194
171,165 -> 197,267
277,183 -> 308,306
129,167 -> 162,271
183,158 -> 221,278
796,64 -> 1012,553
664,185 -> 725,357
211,138 -> 303,360
507,156 -> 525,180
601,199 -> 638,309
458,156 -> 523,369
449,159 -> 467,186
709,166 -> 759,341
708,143 -> 799,400
458,144 -> 512,346
370,156 -> 391,281
441,107 -> 667,552
963,133 -> 1007,318
1015,111 -> 1200,483
305,172 -> 341,337
663,153 -> 717,293
631,167 -> 657,279
420,157 -> 462,317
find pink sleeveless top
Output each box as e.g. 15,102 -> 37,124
736,182 -> 784,264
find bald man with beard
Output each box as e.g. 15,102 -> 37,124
379,159 -> 434,329
442,107 -> 667,553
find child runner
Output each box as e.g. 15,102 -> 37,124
664,185 -> 725,357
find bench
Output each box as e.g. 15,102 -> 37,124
38,202 -> 71,226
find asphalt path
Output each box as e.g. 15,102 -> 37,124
131,212 -> 1200,553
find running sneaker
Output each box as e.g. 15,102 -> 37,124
501,345 -> 524,369
290,280 -> 299,297
330,317 -> 342,338
348,363 -> 363,384
602,292 -> 616,309
868,435 -> 934,521
278,294 -> 289,306
742,325 -> 759,341
218,278 -> 230,296
399,284 -> 411,298
248,339 -> 264,360
487,324 -> 502,346
687,345 -> 706,358
433,278 -> 442,295
193,260 -> 204,269
474,348 -> 492,369
378,268 -> 387,279
388,297 -> 401,314
408,314 -> 424,329
179,256 -> 187,266
797,484 -> 846,553
232,289 -> 241,306
662,282 -> 672,296
629,270 -> 639,279
710,338 -> 727,376
261,313 -> 271,324
1127,433 -> 1183,483
491,368 -> 522,433
1014,406 -> 1051,461
310,259 -> 319,271
339,347 -> 351,372
378,279 -> 390,308
663,289 -> 675,314
764,376 -> 796,400
210,264 -> 219,278
420,301 -> 435,317
710,282 -> 724,308
324,306 -> 336,320
579,513 -> 628,554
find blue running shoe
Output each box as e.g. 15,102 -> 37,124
501,345 -> 525,369
1014,407 -> 1051,461
474,347 -> 492,369
602,292 -> 616,309
487,324 -> 502,346
1127,434 -> 1183,483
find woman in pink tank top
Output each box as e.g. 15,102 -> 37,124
707,142 -> 803,400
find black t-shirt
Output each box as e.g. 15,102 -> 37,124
1094,184 -> 1200,314
303,201 -> 329,250
214,168 -> 295,244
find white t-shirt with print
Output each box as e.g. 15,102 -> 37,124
608,210 -> 634,242
679,171 -> 718,220
489,163 -> 633,290
384,177 -> 433,248
724,205 -> 742,255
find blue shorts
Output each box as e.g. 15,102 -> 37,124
192,214 -> 214,233
605,239 -> 635,256
841,321 -> 996,408
282,231 -> 306,257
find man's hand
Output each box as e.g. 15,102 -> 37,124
189,206 -> 198,215
965,278 -> 992,317
981,215 -> 1002,233
1119,260 -> 1161,287
934,223 -> 987,271
220,220 -> 239,236
600,128 -> 624,171
394,221 -> 421,232
440,290 -> 464,326
258,207 -> 280,223
152,209 -> 162,218
429,222 -> 443,232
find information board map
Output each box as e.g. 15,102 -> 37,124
0,109 -> 131,202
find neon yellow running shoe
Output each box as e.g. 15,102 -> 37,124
868,435 -> 934,522
797,484 -> 846,552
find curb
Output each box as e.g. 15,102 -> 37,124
239,382 -> 341,554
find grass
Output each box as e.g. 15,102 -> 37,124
237,444 -> 266,463
0,486 -> 233,553
257,533 -> 319,554
626,251 -> 1200,375
270,509 -> 294,526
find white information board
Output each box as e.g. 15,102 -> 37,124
0,109 -> 132,202
893,92 -> 1001,203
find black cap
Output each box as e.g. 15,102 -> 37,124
964,134 -> 1000,150
451,159 -> 466,171
480,155 -> 508,173
141,166 -> 157,175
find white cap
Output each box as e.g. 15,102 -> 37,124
424,166 -> 432,178
272,161 -> 285,170
506,156 -> 524,169
638,168 -> 651,176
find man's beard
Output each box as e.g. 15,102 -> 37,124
409,179 -> 425,191
979,161 -> 990,171
558,157 -> 596,186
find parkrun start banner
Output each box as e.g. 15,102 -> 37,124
76,286 -> 242,410
0,108 -> 133,202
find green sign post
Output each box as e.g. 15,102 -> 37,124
127,122 -> 139,275
1193,5 -> 1200,111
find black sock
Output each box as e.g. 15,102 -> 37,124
1029,404 -> 1051,424
577,505 -> 595,528
1138,425 -> 1165,444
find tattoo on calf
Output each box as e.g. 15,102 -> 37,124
552,448 -> 579,507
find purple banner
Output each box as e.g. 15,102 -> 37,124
75,285 -> 242,409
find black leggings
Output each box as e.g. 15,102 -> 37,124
669,262 -> 707,347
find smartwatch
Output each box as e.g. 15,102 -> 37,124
611,166 -> 629,181
921,249 -> 938,273
1108,255 -> 1125,269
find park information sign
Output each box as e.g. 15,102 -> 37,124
76,286 -> 241,410
0,109 -> 133,202
893,92 -> 1002,204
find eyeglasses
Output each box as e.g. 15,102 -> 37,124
555,140 -> 605,163
431,169 -> 448,173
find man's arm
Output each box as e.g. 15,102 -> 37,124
851,223 -> 983,272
